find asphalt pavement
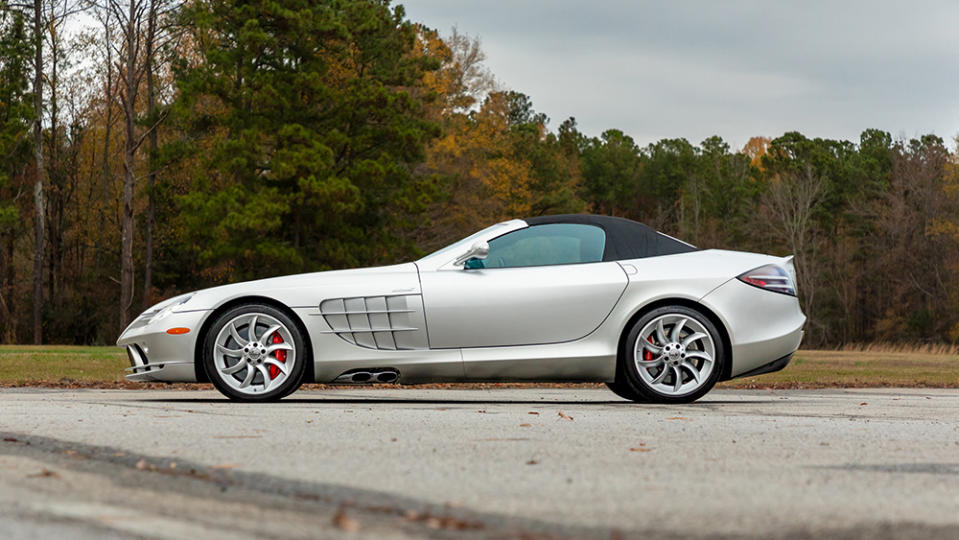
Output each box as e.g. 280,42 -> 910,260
1,387 -> 957,539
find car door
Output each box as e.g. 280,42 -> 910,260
418,223 -> 628,349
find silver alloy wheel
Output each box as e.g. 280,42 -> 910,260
213,313 -> 296,396
634,313 -> 715,396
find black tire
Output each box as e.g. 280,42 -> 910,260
202,303 -> 308,402
617,305 -> 726,404
604,381 -> 645,402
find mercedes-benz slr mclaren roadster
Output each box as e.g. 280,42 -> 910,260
118,214 -> 805,403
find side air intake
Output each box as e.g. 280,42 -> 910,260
319,294 -> 428,350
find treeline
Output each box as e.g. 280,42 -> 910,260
1,0 -> 958,347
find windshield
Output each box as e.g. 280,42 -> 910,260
418,221 -> 518,264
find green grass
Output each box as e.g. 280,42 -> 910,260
0,345 -> 128,385
719,349 -> 959,388
1,346 -> 958,388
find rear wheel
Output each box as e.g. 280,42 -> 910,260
617,305 -> 726,404
202,304 -> 307,401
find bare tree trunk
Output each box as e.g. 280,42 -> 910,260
46,5 -> 60,301
762,164 -> 823,341
32,0 -> 45,345
0,230 -> 15,343
142,0 -> 157,310
101,7 -> 114,217
118,0 -> 139,329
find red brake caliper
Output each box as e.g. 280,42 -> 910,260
644,336 -> 654,361
269,333 -> 286,379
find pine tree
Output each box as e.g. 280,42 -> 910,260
0,5 -> 35,341
171,0 -> 441,278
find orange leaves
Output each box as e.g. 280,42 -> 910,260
424,91 -> 535,229
742,136 -> 771,170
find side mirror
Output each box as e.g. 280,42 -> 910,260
454,240 -> 489,267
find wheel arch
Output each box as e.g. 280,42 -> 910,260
193,295 -> 315,384
616,297 -> 734,382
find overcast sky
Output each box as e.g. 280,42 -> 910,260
399,0 -> 959,149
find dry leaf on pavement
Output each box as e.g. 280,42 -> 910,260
332,506 -> 359,532
28,469 -> 60,479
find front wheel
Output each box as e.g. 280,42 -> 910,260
604,381 -> 646,402
616,305 -> 726,404
202,304 -> 307,401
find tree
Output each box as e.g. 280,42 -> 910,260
30,0 -> 44,343
0,5 -> 35,342
141,0 -> 178,309
580,129 -> 642,216
742,136 -> 770,169
171,0 -> 441,279
687,136 -> 757,246
108,0 -> 175,327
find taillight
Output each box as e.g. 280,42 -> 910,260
737,264 -> 796,296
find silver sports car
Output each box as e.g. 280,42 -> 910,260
118,214 -> 805,403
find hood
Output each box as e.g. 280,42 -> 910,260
177,263 -> 420,312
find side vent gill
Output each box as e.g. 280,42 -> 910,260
319,294 -> 428,350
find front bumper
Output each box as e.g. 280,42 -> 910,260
117,309 -> 210,382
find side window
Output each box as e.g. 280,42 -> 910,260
468,224 -> 606,269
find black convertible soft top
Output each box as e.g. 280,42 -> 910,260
524,214 -> 697,261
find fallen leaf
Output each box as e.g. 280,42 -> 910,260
63,449 -> 85,460
557,411 -> 573,421
666,417 -> 691,421
390,438 -> 397,442
169,462 -> 177,469
525,459 -> 539,465
477,410 -> 486,413
3,437 -> 18,442
528,411 -> 539,415
332,506 -> 359,532
859,402 -> 868,406
28,469 -> 60,479
519,423 -> 531,427
135,459 -> 148,470
630,447 -> 652,452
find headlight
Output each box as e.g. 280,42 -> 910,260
149,293 -> 195,322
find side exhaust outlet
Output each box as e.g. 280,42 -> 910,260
375,371 -> 398,383
333,368 -> 400,385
